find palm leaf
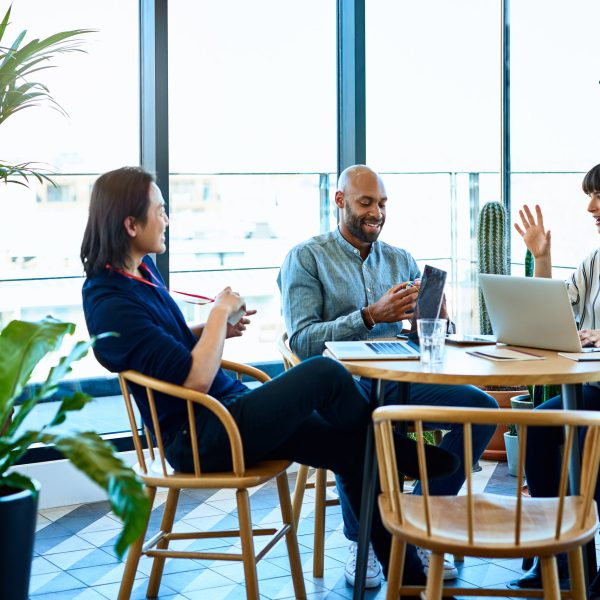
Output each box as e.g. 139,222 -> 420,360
0,6 -> 93,186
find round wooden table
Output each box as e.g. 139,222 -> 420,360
337,343 -> 600,387
340,343 -> 600,600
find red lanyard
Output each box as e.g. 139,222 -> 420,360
107,263 -> 215,305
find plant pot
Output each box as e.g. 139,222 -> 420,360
511,394 -> 533,411
0,480 -> 40,600
481,390 -> 522,461
504,432 -> 521,477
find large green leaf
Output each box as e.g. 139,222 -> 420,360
48,391 -> 92,428
0,318 -> 75,426
0,430 -> 40,474
0,470 -> 37,495
43,431 -> 150,558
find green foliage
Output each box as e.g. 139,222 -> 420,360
525,248 -> 534,278
0,318 -> 150,559
0,4 -> 94,185
477,201 -> 509,334
407,430 -> 437,445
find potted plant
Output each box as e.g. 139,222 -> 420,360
0,318 -> 150,599
476,201 -> 528,459
0,9 -> 149,599
503,423 -> 520,476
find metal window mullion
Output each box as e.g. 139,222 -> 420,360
140,0 -> 170,285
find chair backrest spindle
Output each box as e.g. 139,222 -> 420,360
118,375 -> 148,474
514,424 -> 527,546
415,420 -> 432,536
463,422 -> 474,545
186,399 -> 202,476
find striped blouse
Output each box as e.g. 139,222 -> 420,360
566,248 -> 600,330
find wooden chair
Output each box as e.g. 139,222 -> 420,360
373,405 -> 600,600
117,360 -> 306,600
277,331 -> 340,578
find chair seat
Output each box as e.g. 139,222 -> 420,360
379,492 -> 599,558
135,458 -> 292,489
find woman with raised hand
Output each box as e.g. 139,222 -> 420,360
510,163 -> 600,592
80,166 -> 459,590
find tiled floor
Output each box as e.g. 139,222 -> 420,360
31,461 -> 598,599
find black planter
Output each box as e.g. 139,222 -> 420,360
0,480 -> 40,600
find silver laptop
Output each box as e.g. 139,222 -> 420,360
325,339 -> 420,360
479,274 -> 600,353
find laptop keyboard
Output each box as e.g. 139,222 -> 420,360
366,341 -> 416,355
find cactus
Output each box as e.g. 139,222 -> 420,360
477,201 -> 509,334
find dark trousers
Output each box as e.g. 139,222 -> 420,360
525,384 -> 600,504
164,356 -> 417,577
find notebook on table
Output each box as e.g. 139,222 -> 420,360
324,265 -> 447,361
479,274 -> 600,353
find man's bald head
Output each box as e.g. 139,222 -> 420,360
337,165 -> 383,194
335,165 -> 387,254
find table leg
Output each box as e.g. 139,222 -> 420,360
353,378 -> 383,600
561,383 -> 597,587
353,380 -> 411,600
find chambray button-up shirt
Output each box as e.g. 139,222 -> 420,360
277,228 -> 420,359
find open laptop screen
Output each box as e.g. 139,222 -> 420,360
408,265 -> 447,342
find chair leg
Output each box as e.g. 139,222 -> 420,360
292,464 -> 309,527
118,486 -> 157,600
540,556 -> 561,600
313,468 -> 327,577
276,472 -> 307,599
567,547 -> 586,600
424,552 -> 445,600
236,489 -> 259,600
385,535 -> 405,600
147,488 -> 181,597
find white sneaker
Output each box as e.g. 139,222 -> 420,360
344,541 -> 383,588
416,547 -> 458,580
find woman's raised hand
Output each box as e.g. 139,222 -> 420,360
514,204 -> 551,259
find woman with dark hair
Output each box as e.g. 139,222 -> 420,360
81,166 -> 459,590
510,163 -> 600,592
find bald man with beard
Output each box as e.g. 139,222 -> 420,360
278,165 -> 497,589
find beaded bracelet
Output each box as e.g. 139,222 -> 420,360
361,306 -> 375,330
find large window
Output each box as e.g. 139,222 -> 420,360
0,1 -> 139,411
510,0 -> 600,272
168,1 -> 337,361
6,1 -> 600,439
366,0 -> 500,331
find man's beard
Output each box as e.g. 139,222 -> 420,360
344,211 -> 384,243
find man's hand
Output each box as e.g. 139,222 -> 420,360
368,283 -> 419,324
226,309 -> 257,338
579,329 -> 600,348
